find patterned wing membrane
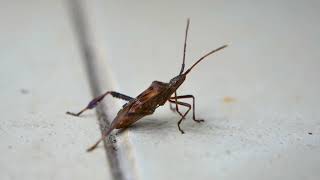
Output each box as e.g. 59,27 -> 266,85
129,81 -> 168,113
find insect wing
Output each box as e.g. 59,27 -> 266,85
129,82 -> 167,113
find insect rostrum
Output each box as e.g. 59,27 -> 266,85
66,19 -> 227,152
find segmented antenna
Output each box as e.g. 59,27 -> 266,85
179,18 -> 190,75
184,45 -> 228,75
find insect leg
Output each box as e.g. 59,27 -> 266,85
170,95 -> 204,123
169,92 -> 185,118
66,91 -> 134,117
169,102 -> 185,119
168,99 -> 191,134
86,125 -> 114,152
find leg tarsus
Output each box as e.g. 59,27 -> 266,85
66,109 -> 87,117
194,119 -> 205,123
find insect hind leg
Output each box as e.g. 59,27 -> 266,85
66,91 -> 134,117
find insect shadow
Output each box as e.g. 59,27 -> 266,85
115,119 -> 170,136
125,117 -> 173,133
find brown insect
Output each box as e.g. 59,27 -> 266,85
67,19 -> 227,152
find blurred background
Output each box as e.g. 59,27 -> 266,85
0,0 -> 319,180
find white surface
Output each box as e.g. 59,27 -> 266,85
1,1 -> 319,180
84,0 -> 320,180
0,1 -> 111,180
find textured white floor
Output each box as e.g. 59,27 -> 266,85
84,0 -> 320,180
1,0 -> 320,180
0,1 -> 111,180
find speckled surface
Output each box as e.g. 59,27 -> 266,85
84,0 -> 320,179
0,1 -> 110,180
1,0 -> 320,180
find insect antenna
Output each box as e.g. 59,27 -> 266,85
179,18 -> 190,75
184,44 -> 228,75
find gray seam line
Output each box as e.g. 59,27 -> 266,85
66,1 -> 125,180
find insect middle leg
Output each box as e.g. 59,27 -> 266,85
170,95 -> 204,123
66,91 -> 134,116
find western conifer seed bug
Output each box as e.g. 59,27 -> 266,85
67,19 -> 227,152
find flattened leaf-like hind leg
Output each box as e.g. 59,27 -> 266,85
66,91 -> 134,117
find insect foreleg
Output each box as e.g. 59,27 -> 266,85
170,95 -> 204,123
66,91 -> 134,117
169,102 -> 184,118
168,99 -> 192,134
169,91 -> 185,118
